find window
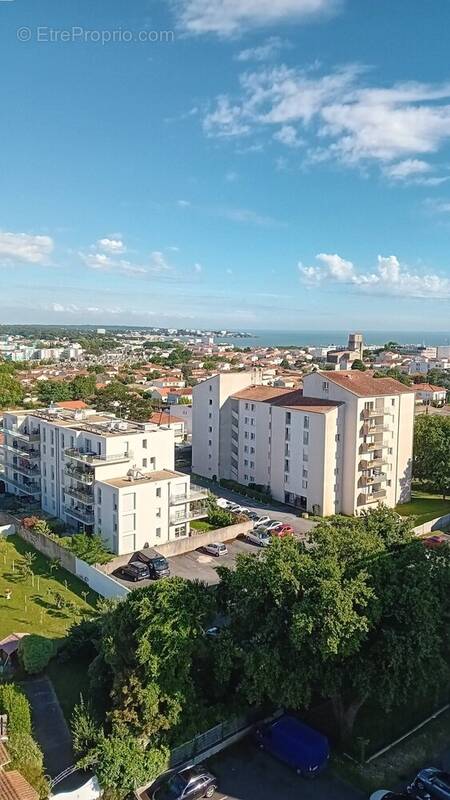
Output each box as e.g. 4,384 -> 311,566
156,527 -> 161,538
244,445 -> 248,453
250,418 -> 255,426
302,479 -> 308,489
208,426 -> 212,433
96,488 -> 102,503
156,507 -> 161,518
285,459 -> 290,473
244,417 -> 249,424
61,434 -> 65,448
50,430 -> 54,445
209,399 -> 213,406
304,416 -> 310,429
303,468 -> 308,478
51,447 -> 55,458
251,404 -> 255,411
174,525 -> 186,538
303,449 -> 308,462
244,459 -> 248,466
142,439 -> 147,449
250,461 -> 254,468
285,412 -> 291,425
156,487 -> 161,497
322,381 -> 329,391
142,458 -> 148,468
391,398 -> 395,406
209,385 -> 212,392
250,446 -> 255,454
244,474 -> 248,481
335,433 -> 340,442
250,432 -> 255,440
244,431 -> 249,439
387,479 -> 392,487
303,431 -> 309,445
208,439 -> 212,446
245,403 -> 249,410
150,456 -> 156,470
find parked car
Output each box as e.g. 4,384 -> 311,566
246,529 -> 271,547
253,515 -> 271,528
370,792 -> 411,800
408,768 -> 450,798
204,542 -> 228,557
255,714 -> 329,777
145,555 -> 170,579
151,766 -> 218,800
246,510 -> 260,521
119,561 -> 151,582
216,498 -> 231,509
229,503 -> 246,514
262,520 -> 284,532
271,524 -> 294,537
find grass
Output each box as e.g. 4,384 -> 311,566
0,534 -> 97,642
335,706 -> 450,794
190,520 -> 215,533
395,489 -> 450,526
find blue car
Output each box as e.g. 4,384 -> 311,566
255,714 -> 330,777
408,768 -> 450,798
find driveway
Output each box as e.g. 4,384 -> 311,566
194,478 -> 316,538
22,676 -> 74,779
207,741 -> 363,800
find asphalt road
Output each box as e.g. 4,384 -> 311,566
208,742 -> 364,800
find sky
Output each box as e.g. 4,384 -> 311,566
1,0 -> 450,331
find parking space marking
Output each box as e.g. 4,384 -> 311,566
215,795 -> 228,800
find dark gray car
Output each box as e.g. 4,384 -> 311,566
151,766 -> 217,800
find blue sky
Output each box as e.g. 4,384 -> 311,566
1,0 -> 450,331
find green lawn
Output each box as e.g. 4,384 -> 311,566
190,520 -> 215,533
395,490 -> 450,526
0,534 -> 97,642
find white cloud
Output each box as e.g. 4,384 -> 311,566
97,237 -> 126,254
80,243 -> 173,277
0,232 -> 53,264
204,64 -> 450,178
194,262 -> 202,273
299,252 -> 450,299
149,251 -> 172,272
273,124 -> 303,147
177,199 -> 191,207
225,170 -> 239,182
236,36 -> 286,62
81,252 -> 113,270
174,0 -> 339,36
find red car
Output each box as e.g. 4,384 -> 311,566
271,524 -> 294,537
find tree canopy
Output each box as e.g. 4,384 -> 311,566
414,414 -> 450,498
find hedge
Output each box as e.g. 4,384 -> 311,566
0,684 -> 48,798
219,479 -> 273,504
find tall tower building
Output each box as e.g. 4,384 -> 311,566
348,332 -> 364,360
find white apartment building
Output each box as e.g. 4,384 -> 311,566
2,407 -> 207,555
192,370 -> 415,516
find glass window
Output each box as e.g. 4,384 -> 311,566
143,439 -> 147,449
156,487 -> 161,497
303,431 -> 309,445
142,458 -> 148,467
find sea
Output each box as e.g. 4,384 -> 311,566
217,330 -> 450,349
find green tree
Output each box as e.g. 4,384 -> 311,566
68,533 -> 112,565
69,375 -> 96,400
351,359 -> 366,371
414,415 -> 450,498
0,368 -> 24,408
19,635 -> 55,674
37,380 -> 71,404
373,367 -> 412,386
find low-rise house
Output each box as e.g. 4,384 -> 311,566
414,383 -> 447,406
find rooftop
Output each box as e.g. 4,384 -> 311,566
99,469 -> 184,488
232,385 -> 341,413
0,771 -> 39,800
319,370 -> 415,398
413,383 -> 447,392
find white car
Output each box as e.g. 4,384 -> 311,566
216,498 -> 231,509
204,542 -> 228,557
230,504 -> 249,515
262,520 -> 284,532
246,529 -> 271,547
369,792 -> 409,800
253,515 -> 270,528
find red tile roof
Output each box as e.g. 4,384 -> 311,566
55,400 -> 88,410
149,412 -> 185,425
414,383 -> 447,392
232,386 -> 340,413
321,371 -> 414,397
0,771 -> 39,800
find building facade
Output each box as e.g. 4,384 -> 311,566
192,370 -> 415,516
2,406 -> 207,555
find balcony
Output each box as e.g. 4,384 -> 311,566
5,476 -> 41,496
64,467 -> 94,485
359,458 -> 388,470
5,427 -> 40,443
360,440 -> 390,453
64,486 -> 94,505
3,443 -> 40,461
362,407 -> 391,420
362,423 -> 390,436
170,486 -> 208,505
357,489 -> 387,506
64,505 -> 95,525
170,504 -> 208,524
6,459 -> 41,479
359,473 -> 388,487
65,448 -> 131,465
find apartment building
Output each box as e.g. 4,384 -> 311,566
192,370 -> 415,516
2,406 -> 207,555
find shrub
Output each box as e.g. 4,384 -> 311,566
219,478 -> 273,504
0,684 -> 32,736
67,533 -> 112,565
19,634 -> 55,674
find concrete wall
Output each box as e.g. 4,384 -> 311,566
413,513 -> 450,537
75,557 -> 130,598
154,520 -> 252,557
17,524 -> 77,572
0,523 -> 15,537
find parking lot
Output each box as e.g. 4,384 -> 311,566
114,537 -> 265,588
207,740 -> 364,800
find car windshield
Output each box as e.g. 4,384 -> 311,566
152,558 -> 168,569
160,774 -> 187,798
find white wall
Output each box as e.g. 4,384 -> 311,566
75,558 -> 130,598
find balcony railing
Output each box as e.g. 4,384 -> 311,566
64,486 -> 94,505
65,448 -> 131,465
3,443 -> 40,461
357,489 -> 387,506
5,427 -> 40,443
170,486 -> 208,505
362,423 -> 390,436
64,505 -> 95,524
362,407 -> 391,420
360,440 -> 390,453
5,476 -> 41,496
64,467 -> 94,485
